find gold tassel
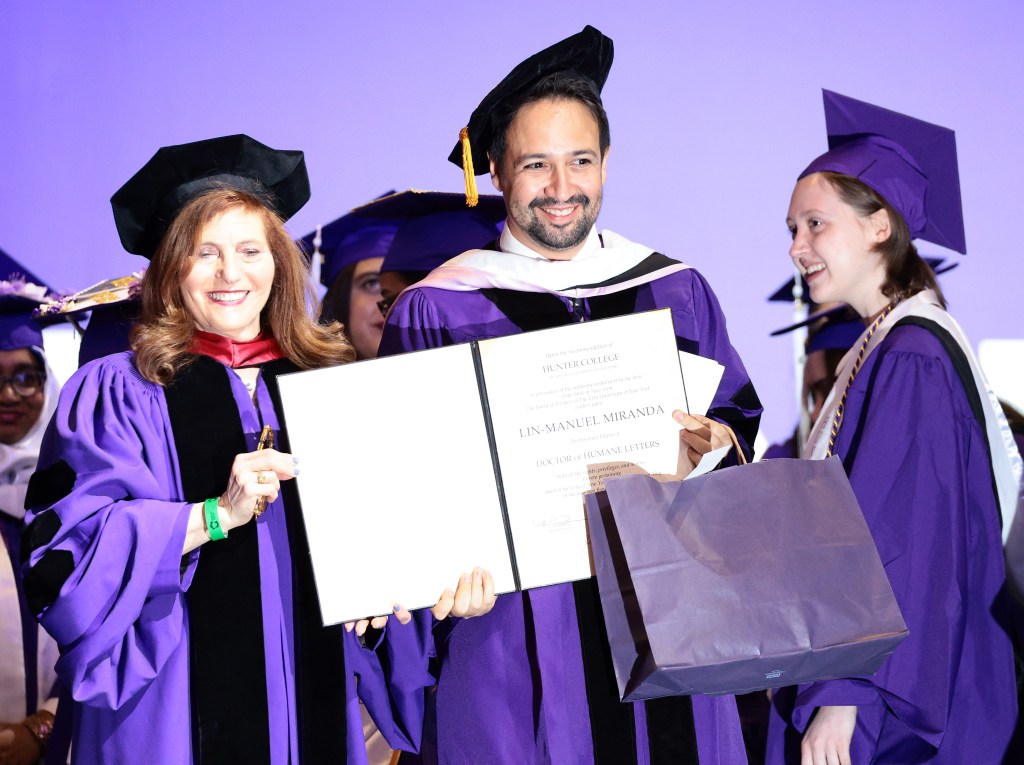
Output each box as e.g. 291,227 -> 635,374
459,127 -> 479,207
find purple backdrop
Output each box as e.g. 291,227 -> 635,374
2,1 -> 1021,444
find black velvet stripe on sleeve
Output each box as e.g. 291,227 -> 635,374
20,509 -> 62,565
23,549 -> 75,616
263,359 -> 349,763
165,355 -> 271,765
707,381 -> 762,461
24,460 -> 77,511
21,462 -> 77,613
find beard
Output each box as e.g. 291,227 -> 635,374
511,192 -> 602,253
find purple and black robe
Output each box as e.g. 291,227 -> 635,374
768,292 -> 1019,763
379,226 -> 761,765
20,351 -> 432,764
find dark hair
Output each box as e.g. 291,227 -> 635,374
820,172 -> 945,307
382,269 -> 430,287
320,262 -> 356,326
488,71 -> 611,172
132,187 -> 354,384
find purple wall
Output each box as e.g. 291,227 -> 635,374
2,2 -> 1021,443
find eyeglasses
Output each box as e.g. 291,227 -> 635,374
0,370 -> 46,397
376,293 -> 399,317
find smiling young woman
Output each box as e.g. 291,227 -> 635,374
0,288 -> 62,765
767,92 -> 1020,765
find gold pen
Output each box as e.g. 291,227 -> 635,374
253,425 -> 274,517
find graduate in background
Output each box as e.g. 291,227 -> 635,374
768,91 -> 1020,765
19,135 -> 459,764
310,190 -> 506,363
302,194 -> 401,360
0,283 -> 61,765
381,25 -> 760,765
354,189 -> 506,319
760,306 -> 864,461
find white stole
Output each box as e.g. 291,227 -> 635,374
411,226 -> 692,296
806,290 -> 1022,542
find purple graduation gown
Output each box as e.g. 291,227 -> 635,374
766,325 -> 1017,764
20,352 -> 432,764
380,264 -> 760,764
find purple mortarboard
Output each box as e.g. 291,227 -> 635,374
449,25 -> 613,204
112,134 -> 310,259
35,275 -> 142,366
770,304 -> 854,337
769,304 -> 864,355
0,279 -> 57,351
298,191 -> 401,288
800,90 -> 966,254
0,298 -> 46,351
0,246 -> 49,290
348,190 -> 505,273
768,274 -> 812,305
806,317 -> 866,354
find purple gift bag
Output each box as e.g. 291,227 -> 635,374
584,456 -> 908,701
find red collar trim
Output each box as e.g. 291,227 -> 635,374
189,330 -> 286,368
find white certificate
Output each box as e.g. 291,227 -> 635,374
278,344 -> 516,625
477,310 -> 688,588
278,309 -> 721,624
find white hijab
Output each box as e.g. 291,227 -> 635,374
1,348 -> 61,722
0,349 -> 60,519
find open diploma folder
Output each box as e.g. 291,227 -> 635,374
278,309 -> 723,624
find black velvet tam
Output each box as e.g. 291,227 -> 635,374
447,25 -> 613,175
111,134 -> 309,258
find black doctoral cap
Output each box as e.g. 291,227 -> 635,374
448,25 -> 614,205
111,134 -> 310,258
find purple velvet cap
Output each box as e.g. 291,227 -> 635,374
799,90 -> 966,254
298,191 -> 400,287
347,190 -> 506,273
383,211 -> 502,272
806,316 -> 865,354
769,304 -> 864,353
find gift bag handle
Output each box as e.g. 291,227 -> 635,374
722,422 -> 748,465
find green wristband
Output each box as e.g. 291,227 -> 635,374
204,497 -> 227,541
